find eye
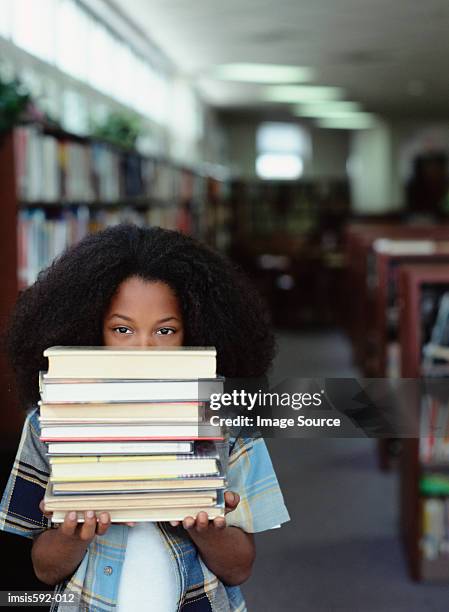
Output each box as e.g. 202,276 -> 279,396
113,326 -> 133,335
156,327 -> 175,336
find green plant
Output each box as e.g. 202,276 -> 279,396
91,112 -> 141,149
0,77 -> 31,134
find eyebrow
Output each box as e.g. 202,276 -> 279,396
108,313 -> 180,324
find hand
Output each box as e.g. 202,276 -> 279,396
169,490 -> 240,531
39,499 -> 111,540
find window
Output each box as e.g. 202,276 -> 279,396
87,21 -> 115,96
11,0 -> 57,63
256,153 -> 304,180
55,0 -> 89,81
0,0 -> 13,39
256,122 -> 310,180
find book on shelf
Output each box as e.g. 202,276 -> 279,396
423,292 -> 449,366
419,396 -> 449,464
420,474 -> 449,496
425,345 -> 449,362
13,125 -> 217,209
421,498 -> 449,561
40,345 -> 227,523
373,239 -> 437,256
43,346 -> 217,379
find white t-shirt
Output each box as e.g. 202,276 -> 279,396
116,523 -> 180,612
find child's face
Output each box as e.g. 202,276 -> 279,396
102,276 -> 184,347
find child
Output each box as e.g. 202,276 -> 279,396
0,224 -> 289,611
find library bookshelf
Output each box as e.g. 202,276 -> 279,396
344,223 -> 449,376
399,264 -> 449,581
344,224 -> 449,471
372,241 -> 449,379
0,123 -> 230,448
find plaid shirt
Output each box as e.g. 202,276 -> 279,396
0,409 -> 289,611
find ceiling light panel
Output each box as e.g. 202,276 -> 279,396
317,115 -> 378,129
264,85 -> 344,103
294,101 -> 361,116
211,63 -> 315,83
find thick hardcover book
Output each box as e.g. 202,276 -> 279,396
39,375 -> 223,403
51,504 -> 225,523
40,423 -> 222,442
52,476 -> 225,494
46,440 -> 194,456
43,346 -> 217,379
49,453 -> 220,481
44,487 -> 217,511
39,401 -> 206,422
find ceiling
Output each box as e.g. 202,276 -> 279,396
116,0 -> 449,119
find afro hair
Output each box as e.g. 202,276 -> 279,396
5,224 -> 276,408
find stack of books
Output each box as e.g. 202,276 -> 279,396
39,346 -> 226,523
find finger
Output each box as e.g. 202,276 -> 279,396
59,511 -> 78,537
195,511 -> 209,533
79,511 -> 97,541
182,515 -> 195,530
125,522 -> 136,527
96,513 -> 111,536
170,521 -> 180,527
39,499 -> 53,519
213,516 -> 226,530
224,491 -> 240,514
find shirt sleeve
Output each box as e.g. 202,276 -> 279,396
225,436 -> 290,533
0,407 -> 50,539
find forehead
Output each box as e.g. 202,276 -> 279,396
106,277 -> 180,316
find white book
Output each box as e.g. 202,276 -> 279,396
40,376 -> 223,403
47,441 -> 193,455
43,346 -> 217,379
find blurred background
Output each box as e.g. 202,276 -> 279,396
2,1 -> 449,610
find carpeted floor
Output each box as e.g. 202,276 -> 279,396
242,329 -> 449,612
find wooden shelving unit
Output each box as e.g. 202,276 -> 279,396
398,264 -> 449,581
344,223 -> 449,375
344,224 -> 449,471
0,131 -> 21,449
372,241 -> 449,378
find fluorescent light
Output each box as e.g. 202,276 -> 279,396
264,85 -> 344,103
211,63 -> 314,83
317,115 -> 377,129
294,101 -> 361,117
256,153 -> 303,180
310,111 -> 374,120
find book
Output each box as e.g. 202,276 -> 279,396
44,488 -> 217,511
374,239 -> 437,256
420,474 -> 449,496
52,477 -> 225,494
38,345 -> 226,524
46,440 -> 194,456
39,375 -> 223,403
421,498 -> 446,561
425,345 -> 449,362
419,396 -> 449,464
43,346 -> 216,379
41,423 -> 222,442
39,401 -> 205,422
50,505 -> 225,523
49,452 -> 220,482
